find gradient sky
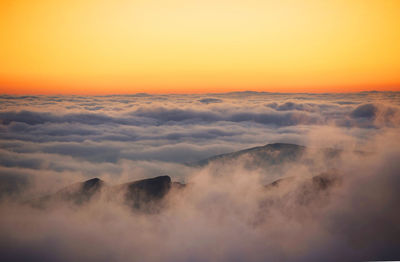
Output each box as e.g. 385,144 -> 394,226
1,0 -> 400,94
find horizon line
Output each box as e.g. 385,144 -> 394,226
1,89 -> 399,97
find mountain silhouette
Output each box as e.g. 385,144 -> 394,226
34,176 -> 174,211
195,143 -> 306,167
121,175 -> 171,211
31,143 -> 341,212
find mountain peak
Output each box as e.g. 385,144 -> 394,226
194,142 -> 305,167
263,143 -> 304,149
82,178 -> 104,191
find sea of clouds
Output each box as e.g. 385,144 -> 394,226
0,91 -> 399,261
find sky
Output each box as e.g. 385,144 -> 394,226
1,0 -> 400,94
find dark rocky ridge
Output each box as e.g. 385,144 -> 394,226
34,176 -> 174,211
122,175 -> 171,210
194,143 -> 306,167
33,177 -> 105,207
36,172 -> 339,212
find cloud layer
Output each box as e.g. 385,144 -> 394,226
0,91 -> 399,261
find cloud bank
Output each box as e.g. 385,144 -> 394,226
0,92 -> 399,261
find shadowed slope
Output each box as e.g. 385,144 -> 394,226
34,177 -> 105,207
195,143 -> 306,167
122,175 -> 171,210
35,176 -> 173,212
57,177 -> 105,204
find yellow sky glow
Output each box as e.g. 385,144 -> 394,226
1,0 -> 399,94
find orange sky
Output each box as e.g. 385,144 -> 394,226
1,0 -> 400,94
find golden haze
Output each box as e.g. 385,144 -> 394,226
1,0 -> 399,94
